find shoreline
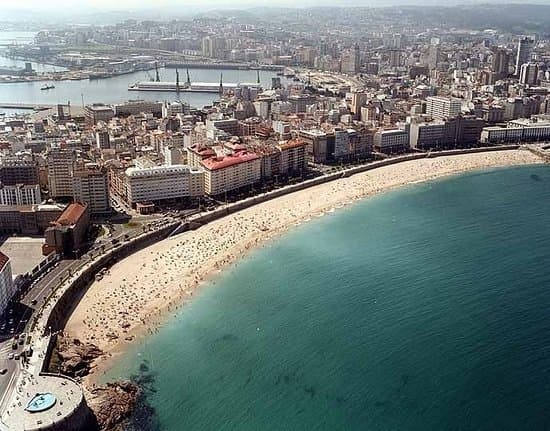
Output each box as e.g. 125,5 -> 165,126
63,150 -> 544,387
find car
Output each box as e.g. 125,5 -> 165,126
7,353 -> 13,360
14,354 -> 19,360
0,369 -> 7,375
31,299 -> 37,305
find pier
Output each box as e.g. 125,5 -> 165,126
164,62 -> 284,71
0,103 -> 54,111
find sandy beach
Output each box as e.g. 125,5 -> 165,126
64,150 -> 543,380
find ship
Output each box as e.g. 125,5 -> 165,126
128,80 -> 261,93
40,84 -> 55,90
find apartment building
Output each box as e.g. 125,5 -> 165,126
72,164 -> 111,215
201,151 -> 261,196
426,96 -> 462,120
373,129 -> 410,153
124,164 -> 204,207
47,148 -> 76,199
0,157 -> 39,185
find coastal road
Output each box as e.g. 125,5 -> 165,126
0,216 -> 179,416
0,342 -> 20,414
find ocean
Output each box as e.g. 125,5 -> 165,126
105,165 -> 550,430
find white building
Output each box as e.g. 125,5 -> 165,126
125,164 -> 204,206
0,252 -> 15,317
0,184 -> 41,205
481,119 -> 550,143
426,96 -> 462,119
373,129 -> 410,153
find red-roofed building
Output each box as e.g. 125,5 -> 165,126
200,150 -> 261,196
0,251 -> 15,316
43,202 -> 90,257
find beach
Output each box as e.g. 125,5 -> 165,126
64,149 -> 543,381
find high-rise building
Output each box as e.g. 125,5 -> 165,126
389,49 -> 402,68
491,48 -> 510,80
0,252 -> 15,317
0,157 -> 39,186
47,148 -> 76,199
201,36 -> 226,59
428,45 -> 440,70
72,164 -> 111,215
95,129 -> 111,150
515,37 -> 533,76
519,62 -> 539,86
340,45 -> 360,74
426,96 -> 462,120
350,92 -> 369,117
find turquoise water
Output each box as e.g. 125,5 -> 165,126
108,165 -> 550,430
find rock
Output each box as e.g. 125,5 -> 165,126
54,336 -> 103,378
87,380 -> 139,430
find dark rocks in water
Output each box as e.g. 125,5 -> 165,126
54,336 -> 103,378
87,380 -> 140,431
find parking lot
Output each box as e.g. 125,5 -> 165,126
0,236 -> 46,276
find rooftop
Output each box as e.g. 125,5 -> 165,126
53,202 -> 88,227
126,164 -> 200,177
279,138 -> 307,150
201,151 -> 259,171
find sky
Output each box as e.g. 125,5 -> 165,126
2,0 -> 550,16
4,0 -> 548,10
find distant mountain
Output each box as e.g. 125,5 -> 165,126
2,2 -> 550,32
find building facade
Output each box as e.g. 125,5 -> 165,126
426,96 -> 462,120
0,252 -> 15,317
0,184 -> 41,206
124,165 -> 204,207
72,165 -> 111,215
374,129 -> 410,153
47,148 -> 76,199
201,153 -> 261,196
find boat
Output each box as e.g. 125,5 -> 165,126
40,84 -> 55,90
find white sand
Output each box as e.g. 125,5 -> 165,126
64,150 -> 543,380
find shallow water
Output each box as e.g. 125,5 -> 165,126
107,165 -> 550,430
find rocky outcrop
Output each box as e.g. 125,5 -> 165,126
54,336 -> 103,377
87,381 -> 140,430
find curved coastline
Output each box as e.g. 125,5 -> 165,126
63,149 -> 544,385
